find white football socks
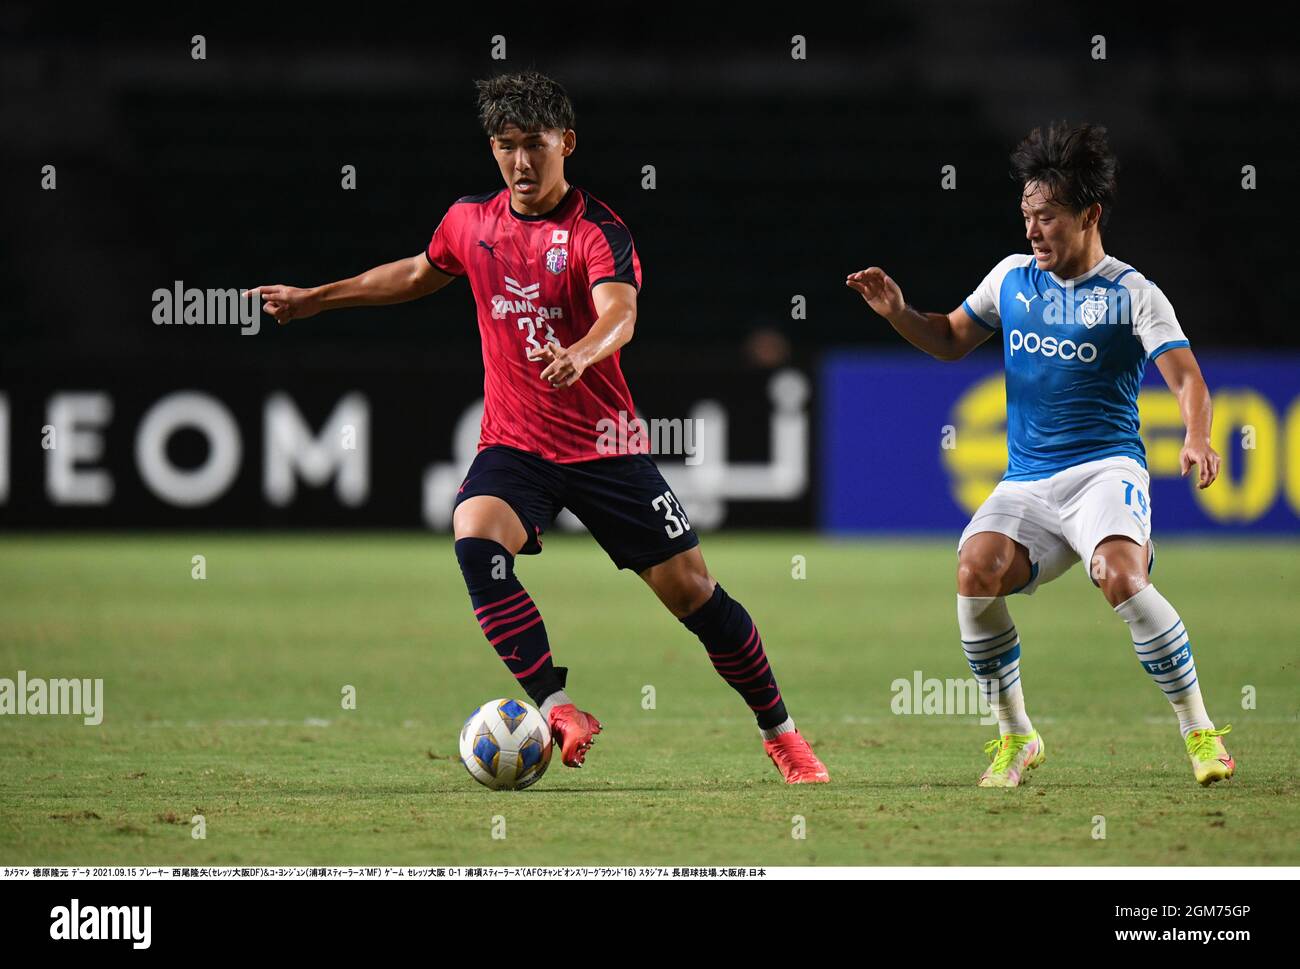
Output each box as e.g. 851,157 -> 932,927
958,595 -> 1033,736
760,717 -> 797,740
1114,584 -> 1213,738
539,691 -> 572,718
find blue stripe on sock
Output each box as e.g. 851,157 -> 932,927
1136,637 -> 1188,659
976,660 -> 1021,685
1134,626 -> 1187,656
1159,671 -> 1196,691
1162,675 -> 1199,697
968,643 -> 1020,676
996,658 -> 1020,676
961,624 -> 1015,646
1133,618 -> 1183,647
963,630 -> 1019,655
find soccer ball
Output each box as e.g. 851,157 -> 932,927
459,698 -> 553,790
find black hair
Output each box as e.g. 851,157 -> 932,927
1010,122 -> 1118,228
475,71 -> 575,137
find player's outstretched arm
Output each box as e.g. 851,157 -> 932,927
845,267 -> 992,361
1154,346 -> 1220,489
244,254 -> 455,325
529,282 -> 637,388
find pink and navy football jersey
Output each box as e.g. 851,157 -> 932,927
426,185 -> 644,463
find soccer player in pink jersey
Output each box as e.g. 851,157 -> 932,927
246,71 -> 828,783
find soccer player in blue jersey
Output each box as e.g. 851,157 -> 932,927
847,122 -> 1235,788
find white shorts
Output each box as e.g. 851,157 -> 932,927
957,456 -> 1153,595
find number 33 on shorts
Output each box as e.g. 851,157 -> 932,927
651,491 -> 691,538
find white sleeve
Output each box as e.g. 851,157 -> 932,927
1123,276 -> 1188,359
962,254 -> 1022,330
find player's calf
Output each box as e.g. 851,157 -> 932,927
457,537 -> 602,768
645,551 -> 828,782
455,537 -> 564,708
958,593 -> 1034,737
675,578 -> 829,783
1112,580 -> 1232,785
677,582 -> 787,728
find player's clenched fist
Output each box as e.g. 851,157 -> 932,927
845,267 -> 906,319
243,285 -> 320,324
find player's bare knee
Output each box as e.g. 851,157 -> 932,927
1091,538 -> 1149,605
664,573 -> 713,618
647,565 -> 714,618
956,556 -> 1007,597
1098,565 -> 1148,606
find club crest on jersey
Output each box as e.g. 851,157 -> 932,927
545,246 -> 568,275
1078,286 -> 1109,328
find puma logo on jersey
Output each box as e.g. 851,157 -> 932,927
477,240 -> 497,257
1015,291 -> 1038,311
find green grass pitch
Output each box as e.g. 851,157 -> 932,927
1,533 -> 1296,866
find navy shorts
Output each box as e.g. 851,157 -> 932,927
454,445 -> 700,573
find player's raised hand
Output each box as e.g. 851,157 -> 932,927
528,341 -> 587,388
845,267 -> 906,319
242,285 -> 320,324
1181,438 -> 1221,489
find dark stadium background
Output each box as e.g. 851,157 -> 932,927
2,4 -> 1296,530
2,3 -> 1299,881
